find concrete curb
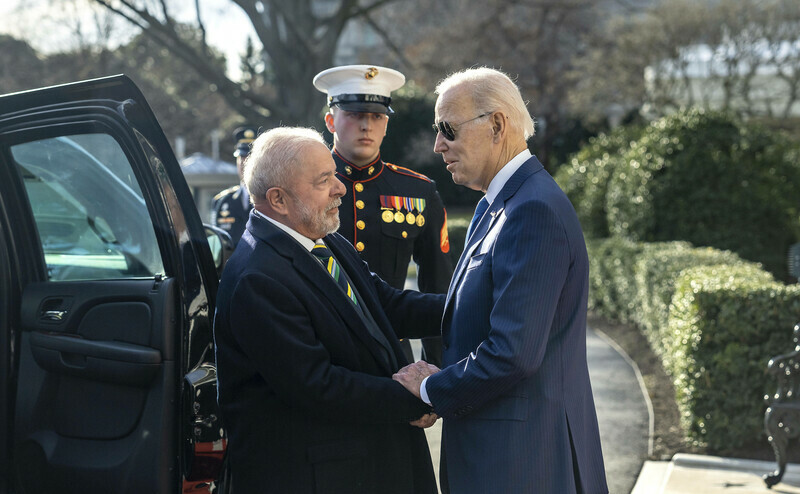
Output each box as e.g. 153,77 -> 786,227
631,454 -> 800,493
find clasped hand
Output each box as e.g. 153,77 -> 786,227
393,361 -> 441,429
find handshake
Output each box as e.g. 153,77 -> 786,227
393,360 -> 441,429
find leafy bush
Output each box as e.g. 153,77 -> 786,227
669,267 -> 800,449
586,237 -> 644,323
586,237 -> 800,450
633,243 -> 770,354
605,108 -> 800,279
555,126 -> 643,238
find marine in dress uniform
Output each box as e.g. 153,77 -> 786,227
211,126 -> 256,245
314,65 -> 453,366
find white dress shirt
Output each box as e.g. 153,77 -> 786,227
255,209 -> 317,252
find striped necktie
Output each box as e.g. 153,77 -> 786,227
311,243 -> 359,307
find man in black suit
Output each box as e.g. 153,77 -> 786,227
211,126 -> 256,244
213,126 -> 442,493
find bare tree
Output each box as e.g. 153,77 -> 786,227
90,0 -> 399,126
372,0 -> 623,167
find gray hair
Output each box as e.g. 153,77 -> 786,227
244,126 -> 329,201
435,67 -> 535,140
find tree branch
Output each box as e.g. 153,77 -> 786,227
361,11 -> 415,70
91,0 -> 277,119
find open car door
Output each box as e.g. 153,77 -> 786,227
0,75 -> 226,494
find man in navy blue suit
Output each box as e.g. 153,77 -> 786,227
214,127 -> 442,493
393,68 -> 609,493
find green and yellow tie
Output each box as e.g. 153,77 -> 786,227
311,243 -> 359,307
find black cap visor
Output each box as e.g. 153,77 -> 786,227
330,94 -> 393,115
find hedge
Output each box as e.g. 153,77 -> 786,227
587,237 -> 800,450
670,267 -> 800,449
586,237 -> 644,323
554,125 -> 643,238
560,108 -> 800,280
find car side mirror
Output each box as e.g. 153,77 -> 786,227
204,224 -> 234,278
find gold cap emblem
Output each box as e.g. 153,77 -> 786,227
365,67 -> 379,80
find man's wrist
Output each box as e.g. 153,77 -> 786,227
420,375 -> 431,405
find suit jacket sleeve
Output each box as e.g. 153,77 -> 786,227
371,271 -> 446,340
228,270 -> 432,424
327,233 -> 445,340
426,199 -> 570,417
414,185 -> 453,294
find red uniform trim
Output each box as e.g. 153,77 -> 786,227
385,162 -> 432,182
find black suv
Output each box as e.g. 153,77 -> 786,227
0,75 -> 231,493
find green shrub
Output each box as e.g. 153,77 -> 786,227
669,267 -> 800,450
586,237 -> 800,451
555,126 -> 643,238
605,108 -> 800,279
586,237 -> 643,323
633,243 -> 771,356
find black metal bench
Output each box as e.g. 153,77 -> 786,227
764,322 -> 800,488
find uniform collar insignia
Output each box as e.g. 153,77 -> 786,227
332,149 -> 385,181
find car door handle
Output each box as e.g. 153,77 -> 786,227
41,310 -> 68,321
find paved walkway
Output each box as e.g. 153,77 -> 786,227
588,328 -> 651,494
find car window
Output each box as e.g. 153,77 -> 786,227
11,133 -> 166,281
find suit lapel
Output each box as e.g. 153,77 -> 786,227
444,156 -> 544,315
325,235 -> 401,372
248,216 -> 396,374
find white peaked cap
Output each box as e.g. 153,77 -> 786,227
313,65 -> 406,114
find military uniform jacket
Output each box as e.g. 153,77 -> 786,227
333,149 -> 453,292
211,184 -> 252,245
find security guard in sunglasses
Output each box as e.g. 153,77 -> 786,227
211,126 -> 256,245
314,65 -> 452,366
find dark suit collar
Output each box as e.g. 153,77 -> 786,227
247,214 -> 397,374
493,155 -> 543,206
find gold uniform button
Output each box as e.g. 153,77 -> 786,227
357,220 -> 366,230
355,183 -> 364,192
356,242 -> 365,252
356,200 -> 365,209
402,231 -> 408,238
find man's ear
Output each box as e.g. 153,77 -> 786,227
266,187 -> 289,216
324,112 -> 336,134
491,111 -> 507,142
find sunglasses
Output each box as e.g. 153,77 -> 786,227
432,111 -> 493,141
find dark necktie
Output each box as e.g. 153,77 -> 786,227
465,197 -> 490,246
311,243 -> 359,307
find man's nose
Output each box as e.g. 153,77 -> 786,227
433,132 -> 447,153
333,177 -> 346,196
